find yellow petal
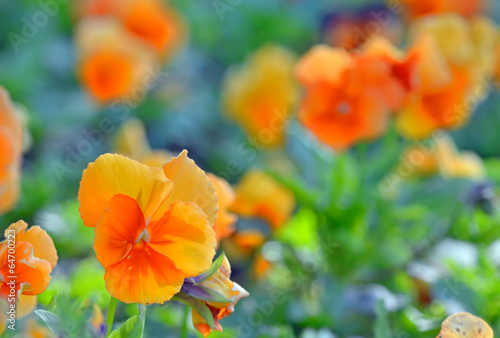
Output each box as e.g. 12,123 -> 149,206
153,150 -> 218,226
147,201 -> 216,277
16,295 -> 37,318
7,220 -> 58,269
78,154 -> 173,227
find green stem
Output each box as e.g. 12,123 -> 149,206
138,304 -> 147,338
181,306 -> 189,338
105,297 -> 118,337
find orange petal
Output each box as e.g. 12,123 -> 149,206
294,45 -> 351,87
208,174 -> 237,241
104,242 -> 184,304
153,150 -> 218,226
94,194 -> 145,269
0,170 -> 20,215
0,242 -> 52,296
7,221 -> 58,269
78,154 -> 173,228
148,201 -> 216,277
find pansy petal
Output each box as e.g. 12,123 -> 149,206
153,150 -> 218,226
148,202 -> 216,277
104,243 -> 184,304
437,312 -> 493,337
16,294 -> 37,318
7,221 -> 58,269
94,194 -> 145,269
78,154 -> 173,228
0,242 -> 52,296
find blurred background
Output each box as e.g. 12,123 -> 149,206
2,0 -> 500,337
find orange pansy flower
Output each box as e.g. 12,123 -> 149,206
0,87 -> 23,215
222,229 -> 267,261
397,15 -> 499,139
400,0 -> 485,19
230,170 -> 295,230
0,220 -> 58,335
74,0 -> 186,59
437,312 -> 492,337
78,151 -> 218,304
207,174 -> 237,242
295,39 -> 416,151
118,0 -> 186,58
76,18 -> 158,103
191,256 -> 249,337
223,44 -> 298,147
114,118 -> 173,168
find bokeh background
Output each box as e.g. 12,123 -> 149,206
2,0 -> 500,337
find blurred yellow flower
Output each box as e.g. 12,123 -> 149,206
75,18 -> 159,104
0,87 -> 23,215
400,134 -> 485,179
114,118 -> 172,168
437,312 -> 492,337
191,256 -> 249,337
223,44 -> 298,147
231,170 -> 295,230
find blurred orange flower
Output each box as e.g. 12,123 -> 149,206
295,38 -> 416,151
191,256 -> 249,337
207,174 -> 237,242
75,18 -> 159,103
0,87 -> 23,215
400,0 -> 485,19
437,312 -> 492,337
0,220 -> 58,335
231,170 -> 295,230
114,118 -> 173,168
78,151 -> 218,304
223,44 -> 298,147
75,0 -> 186,59
222,229 -> 267,261
397,15 -> 499,139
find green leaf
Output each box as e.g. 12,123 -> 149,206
172,293 -> 214,330
35,310 -> 63,336
191,253 -> 225,284
374,300 -> 392,338
108,315 -> 144,338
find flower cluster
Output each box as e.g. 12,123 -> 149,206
74,0 -> 185,103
